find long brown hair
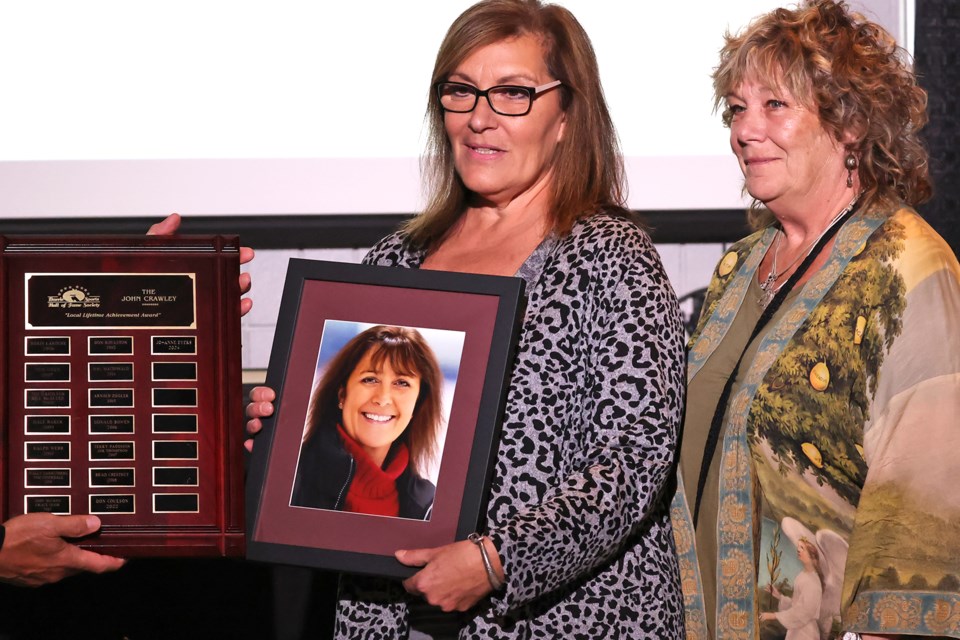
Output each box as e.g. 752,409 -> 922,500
405,0 -> 626,248
304,325 -> 443,476
713,0 -> 931,227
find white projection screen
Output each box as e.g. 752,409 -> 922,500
0,1 -> 907,219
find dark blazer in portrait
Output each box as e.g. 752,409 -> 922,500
290,421 -> 435,520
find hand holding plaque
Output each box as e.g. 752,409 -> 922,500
0,512 -> 126,586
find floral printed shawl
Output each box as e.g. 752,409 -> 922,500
672,206 -> 960,639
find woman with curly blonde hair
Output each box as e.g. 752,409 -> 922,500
672,2 -> 960,639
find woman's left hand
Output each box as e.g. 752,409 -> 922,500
396,539 -> 501,612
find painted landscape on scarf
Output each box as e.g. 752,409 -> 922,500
753,211 -> 960,638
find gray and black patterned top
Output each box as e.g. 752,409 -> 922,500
336,212 -> 687,639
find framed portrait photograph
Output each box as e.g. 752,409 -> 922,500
245,259 -> 524,578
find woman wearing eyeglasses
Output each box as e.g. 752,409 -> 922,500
246,0 -> 686,638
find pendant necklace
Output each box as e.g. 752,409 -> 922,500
758,193 -> 861,309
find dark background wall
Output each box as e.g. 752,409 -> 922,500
916,0 -> 960,255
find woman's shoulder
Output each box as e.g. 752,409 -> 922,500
554,211 -> 681,302
730,226 -> 768,251
876,206 -> 960,286
569,208 -> 649,237
363,229 -> 424,267
704,226 -> 767,283
563,209 -> 655,258
887,206 -> 957,259
723,226 -> 768,260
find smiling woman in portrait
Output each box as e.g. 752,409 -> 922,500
290,325 -> 443,520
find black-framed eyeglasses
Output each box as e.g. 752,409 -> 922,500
434,80 -> 563,116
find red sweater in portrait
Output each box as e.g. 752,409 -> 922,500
337,425 -> 409,517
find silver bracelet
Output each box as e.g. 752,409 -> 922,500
468,533 -> 504,591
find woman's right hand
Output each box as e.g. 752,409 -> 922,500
244,386 -> 276,452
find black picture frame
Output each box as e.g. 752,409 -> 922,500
245,259 -> 524,578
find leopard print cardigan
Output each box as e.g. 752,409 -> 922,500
336,212 -> 686,639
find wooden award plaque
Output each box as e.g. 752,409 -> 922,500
0,235 -> 245,557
